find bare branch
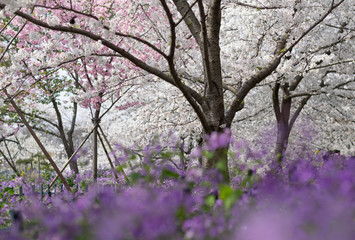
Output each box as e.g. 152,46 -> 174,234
198,0 -> 213,93
288,92 -> 317,99
307,59 -> 355,71
0,149 -> 20,176
289,75 -> 303,91
173,0 -> 201,45
289,96 -> 311,136
333,79 -> 355,89
175,0 -> 198,27
325,23 -> 355,32
234,1 -> 287,10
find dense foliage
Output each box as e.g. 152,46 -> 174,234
1,133 -> 354,240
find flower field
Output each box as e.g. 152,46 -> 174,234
1,136 -> 355,240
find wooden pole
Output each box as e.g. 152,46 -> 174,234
92,109 -> 100,181
0,149 -> 20,177
97,131 -> 120,183
4,89 -> 72,192
49,123 -> 97,188
98,125 -> 129,183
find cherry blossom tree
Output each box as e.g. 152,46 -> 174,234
0,69 -> 84,173
0,0 -> 353,182
0,12 -> 134,180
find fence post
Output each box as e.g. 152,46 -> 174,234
19,186 -> 23,202
9,209 -> 23,232
47,184 -> 51,197
40,184 -> 44,200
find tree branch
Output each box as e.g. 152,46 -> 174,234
33,3 -> 167,56
289,96 -> 311,130
160,0 -> 209,132
307,59 -> 355,71
51,96 -> 70,149
1,6 -> 204,106
234,1 -> 287,10
173,0 -> 201,45
0,15 -> 16,35
225,31 -> 289,126
272,81 -> 281,122
0,20 -> 28,62
198,0 -> 213,93
289,75 -> 303,91
280,0 -> 346,58
0,149 -> 20,176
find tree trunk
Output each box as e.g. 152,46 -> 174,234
67,101 -> 79,174
205,145 -> 230,183
66,147 -> 79,174
272,76 -> 311,166
275,122 -> 290,165
197,1 -> 230,183
51,98 -> 79,174
203,124 -> 231,183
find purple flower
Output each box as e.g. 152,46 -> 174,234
205,129 -> 231,151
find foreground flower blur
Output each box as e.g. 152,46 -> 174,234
1,133 -> 355,240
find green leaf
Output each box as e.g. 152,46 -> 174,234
4,187 -> 14,195
219,185 -> 241,212
129,172 -> 144,184
160,169 -> 179,180
129,155 -> 137,160
216,160 -> 227,172
203,151 -> 214,160
205,195 -> 216,209
176,206 -> 187,223
219,185 -> 234,200
160,151 -> 173,159
116,163 -> 128,174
